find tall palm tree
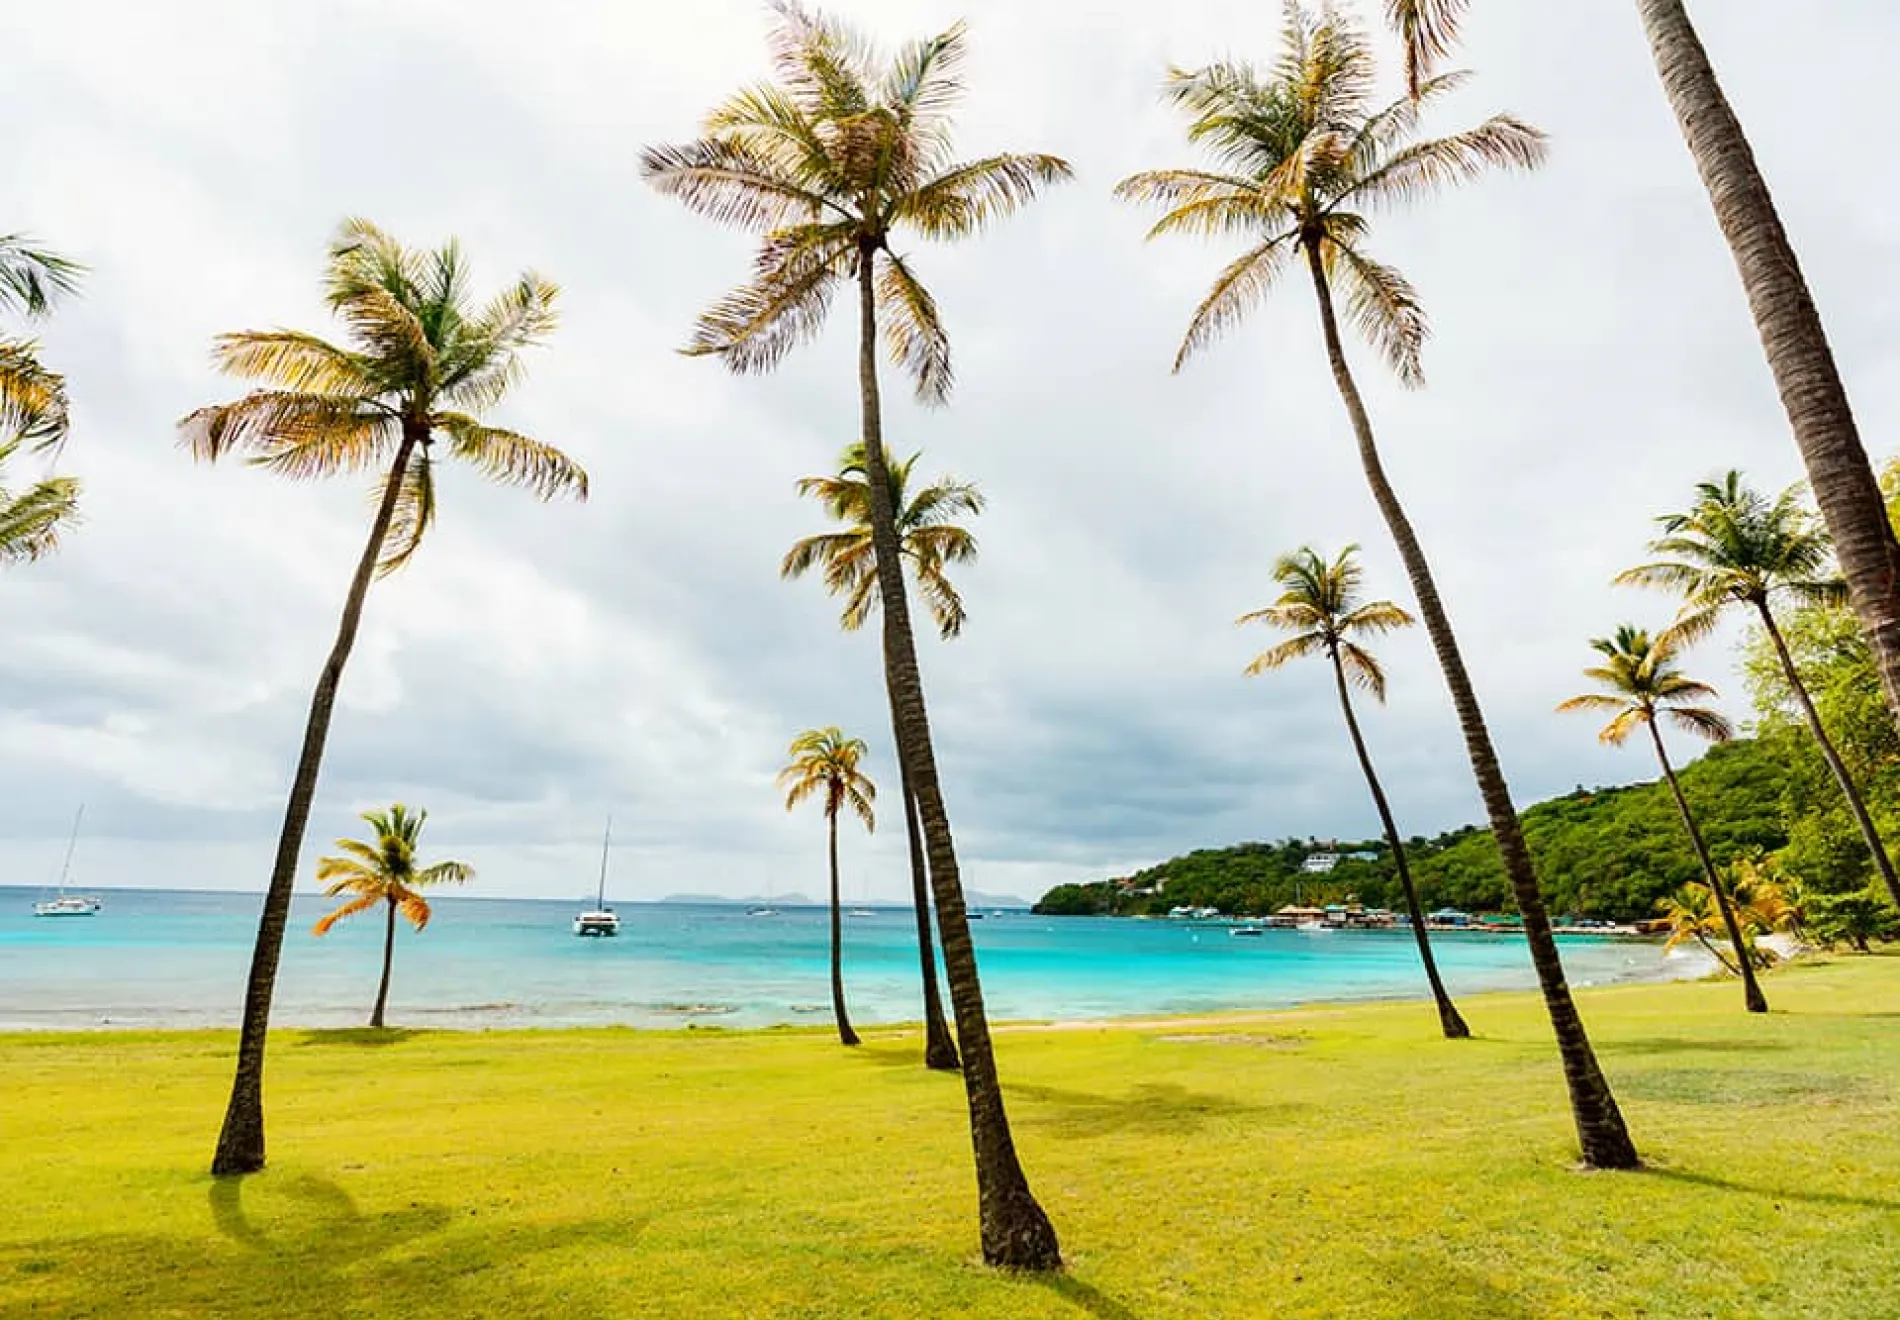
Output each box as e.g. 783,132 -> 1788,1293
1,236 -> 82,560
785,442 -> 980,1071
1115,2 -> 1638,1168
642,2 -> 1070,1266
1618,472 -> 1900,910
182,218 -> 586,1176
1557,626 -> 1766,1012
1389,1 -> 1900,734
1240,545 -> 1470,1039
0,437 -> 79,565
312,804 -> 473,1029
779,727 -> 877,1047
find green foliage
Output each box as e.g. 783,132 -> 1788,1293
1807,889 -> 1900,952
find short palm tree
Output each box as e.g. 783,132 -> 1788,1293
313,804 -> 472,1029
784,443 -> 980,1071
643,2 -> 1069,1266
779,727 -> 876,1047
1116,2 -> 1638,1168
183,218 -> 586,1176
1557,626 -> 1766,1013
1,236 -> 82,562
1619,473 -> 1900,911
1240,545 -> 1469,1039
1391,0 -> 1900,741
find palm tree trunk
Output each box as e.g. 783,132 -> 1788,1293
1646,720 -> 1768,1012
370,896 -> 396,1029
855,237 -> 1059,1269
210,428 -> 420,1176
1329,650 -> 1470,1039
1757,601 -> 1900,908
828,805 -> 860,1047
1636,0 -> 1900,726
1301,238 -> 1639,1169
901,766 -> 960,1070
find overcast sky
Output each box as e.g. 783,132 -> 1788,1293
3,1 -> 1896,904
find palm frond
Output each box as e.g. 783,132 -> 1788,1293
1172,234 -> 1300,372
1384,0 -> 1469,98
438,273 -> 561,412
1243,631 -> 1328,675
686,226 -> 855,374
375,446 -> 436,578
0,440 -> 81,565
435,412 -> 588,503
781,530 -> 862,581
1339,600 -> 1415,635
1339,115 -> 1546,216
1668,705 -> 1734,744
875,250 -> 951,403
912,556 -> 968,638
312,890 -> 381,936
0,236 -> 84,318
639,139 -> 838,231
1338,641 -> 1389,702
177,391 -> 399,477
893,153 -> 1073,240
209,331 -> 378,396
1326,237 -> 1427,387
0,338 -> 71,452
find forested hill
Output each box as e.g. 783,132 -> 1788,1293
1033,737 -> 1792,922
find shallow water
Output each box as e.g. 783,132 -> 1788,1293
0,888 -> 1711,1030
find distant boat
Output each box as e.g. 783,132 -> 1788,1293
34,807 -> 101,918
847,907 -> 876,918
746,904 -> 780,917
572,816 -> 620,938
1229,924 -> 1265,938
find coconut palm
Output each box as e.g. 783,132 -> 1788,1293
784,443 -> 979,1071
0,436 -> 79,565
1619,473 -> 1900,911
1,236 -> 82,561
313,804 -> 472,1029
642,2 -> 1069,1266
779,727 -> 876,1047
1240,545 -> 1469,1039
1557,626 -> 1766,1012
183,218 -> 586,1176
1115,2 -> 1637,1168
1389,0 -> 1900,735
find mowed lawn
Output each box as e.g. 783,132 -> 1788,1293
5,957 -> 1899,1320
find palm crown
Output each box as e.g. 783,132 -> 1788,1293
1616,471 -> 1845,640
1114,0 -> 1543,381
779,726 -> 876,830
1239,544 -> 1414,701
1557,626 -> 1734,748
639,1 -> 1071,401
178,218 -> 587,574
1,234 -> 82,453
783,444 -> 982,638
0,436 -> 80,565
313,804 -> 473,936
1385,0 -> 1469,98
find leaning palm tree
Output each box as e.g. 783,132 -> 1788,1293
183,218 -> 586,1176
643,2 -> 1069,1266
313,804 -> 472,1029
779,727 -> 877,1047
784,442 -> 980,1071
1116,2 -> 1637,1168
1390,0 -> 1900,735
1557,626 -> 1766,1013
0,436 -> 80,565
1240,545 -> 1469,1039
1619,473 -> 1900,911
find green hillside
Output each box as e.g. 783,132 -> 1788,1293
1034,736 -> 1794,922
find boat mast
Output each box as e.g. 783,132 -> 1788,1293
56,804 -> 84,895
596,815 -> 612,908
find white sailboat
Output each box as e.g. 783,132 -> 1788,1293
572,816 -> 620,937
34,806 -> 102,917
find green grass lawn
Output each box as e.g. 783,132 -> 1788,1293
5,956 -> 1898,1319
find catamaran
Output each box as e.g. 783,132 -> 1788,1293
33,806 -> 102,917
572,816 -> 620,937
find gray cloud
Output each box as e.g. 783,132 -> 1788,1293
3,1 -> 1895,903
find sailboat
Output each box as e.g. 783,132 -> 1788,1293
572,816 -> 620,937
34,806 -> 102,917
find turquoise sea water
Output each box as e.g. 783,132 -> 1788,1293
0,887 -> 1709,1031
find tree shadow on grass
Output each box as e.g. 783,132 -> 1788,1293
1643,1165 -> 1900,1214
1004,1080 -> 1302,1138
293,1028 -> 425,1048
1031,1273 -> 1146,1320
1372,1254 -> 1538,1320
1606,1037 -> 1790,1056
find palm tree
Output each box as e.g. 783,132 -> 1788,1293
642,2 -> 1069,1266
312,804 -> 473,1029
1240,545 -> 1470,1039
1557,626 -> 1766,1012
1389,1 -> 1900,735
1115,2 -> 1637,1168
182,218 -> 586,1176
779,727 -> 876,1047
1,236 -> 82,561
784,442 -> 979,1071
1618,473 -> 1900,911
0,437 -> 79,565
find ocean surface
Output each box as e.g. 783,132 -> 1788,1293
0,887 -> 1711,1031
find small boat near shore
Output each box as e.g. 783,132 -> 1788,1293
572,816 -> 620,938
33,807 -> 101,918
